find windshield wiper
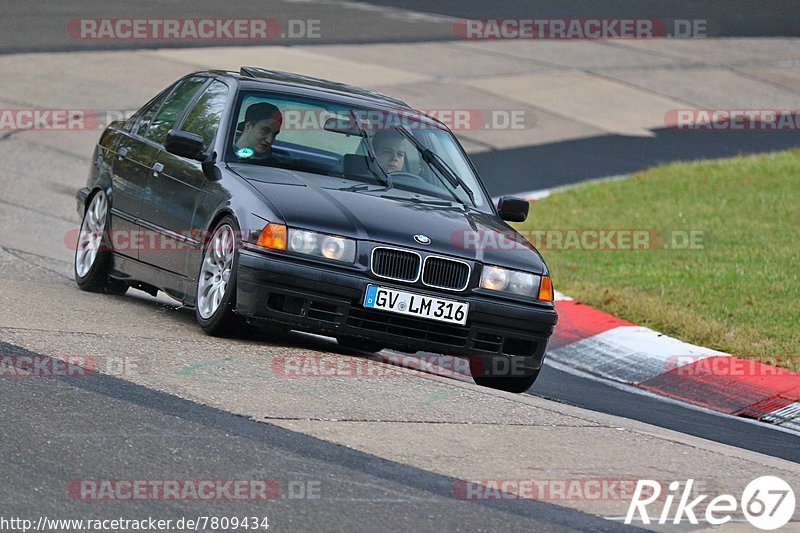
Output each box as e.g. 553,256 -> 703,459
338,183 -> 383,193
349,109 -> 390,187
380,194 -> 459,208
393,125 -> 476,207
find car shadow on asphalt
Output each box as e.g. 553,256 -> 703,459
119,286 -> 478,385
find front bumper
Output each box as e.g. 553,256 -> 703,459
236,250 -> 558,373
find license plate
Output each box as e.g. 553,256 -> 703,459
363,285 -> 469,325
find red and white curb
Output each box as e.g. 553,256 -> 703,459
549,291 -> 800,431
494,182 -> 799,429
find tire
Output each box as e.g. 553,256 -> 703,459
470,356 -> 540,393
74,189 -> 128,295
336,336 -> 386,353
472,371 -> 540,393
195,216 -> 250,337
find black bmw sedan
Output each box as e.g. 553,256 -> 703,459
74,67 -> 557,392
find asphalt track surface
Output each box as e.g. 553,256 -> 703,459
0,341 -> 634,532
473,128 -> 800,197
2,0 -> 799,55
0,0 -> 457,54
364,1 -> 800,37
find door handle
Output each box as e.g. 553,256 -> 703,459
117,147 -> 128,160
152,162 -> 164,177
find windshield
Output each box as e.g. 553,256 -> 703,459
225,91 -> 492,211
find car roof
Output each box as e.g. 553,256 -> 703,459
205,67 -> 414,111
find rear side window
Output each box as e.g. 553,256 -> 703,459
143,76 -> 207,145
131,84 -> 174,137
179,81 -> 229,151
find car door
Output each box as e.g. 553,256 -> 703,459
139,78 -> 229,278
108,87 -> 173,259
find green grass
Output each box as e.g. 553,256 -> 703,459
515,149 -> 800,369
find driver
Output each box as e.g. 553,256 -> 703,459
371,131 -> 406,173
234,102 -> 283,159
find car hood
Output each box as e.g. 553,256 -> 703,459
231,165 -> 547,274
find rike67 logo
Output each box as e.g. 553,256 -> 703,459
626,476 -> 796,530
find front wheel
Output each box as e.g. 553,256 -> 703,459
472,371 -> 540,393
195,216 -> 250,337
336,336 -> 385,353
74,189 -> 128,295
470,356 -> 540,393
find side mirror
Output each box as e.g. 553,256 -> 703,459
165,130 -> 206,161
497,196 -> 529,222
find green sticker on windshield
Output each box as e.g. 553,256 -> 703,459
236,148 -> 254,158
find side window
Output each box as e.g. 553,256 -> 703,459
131,84 -> 175,137
179,81 -> 229,151
143,76 -> 207,145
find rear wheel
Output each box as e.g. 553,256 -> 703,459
195,216 -> 250,337
74,190 -> 128,295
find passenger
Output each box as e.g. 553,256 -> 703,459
371,130 -> 407,173
234,102 -> 283,159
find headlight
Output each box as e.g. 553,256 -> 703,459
289,229 -> 318,254
509,271 -> 536,295
320,236 -> 349,260
287,229 -> 356,263
480,266 -> 510,291
480,265 -> 552,301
